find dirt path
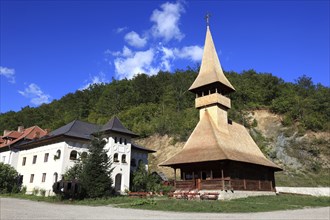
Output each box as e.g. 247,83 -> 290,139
1,197 -> 329,220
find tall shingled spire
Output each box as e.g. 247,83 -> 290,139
189,19 -> 235,94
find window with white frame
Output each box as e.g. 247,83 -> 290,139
122,154 -> 126,163
114,153 -> 119,162
22,157 -> 26,166
44,153 -> 49,162
30,174 -> 34,183
69,150 -> 78,160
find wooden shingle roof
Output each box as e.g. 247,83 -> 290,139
161,110 -> 281,170
189,26 -> 235,94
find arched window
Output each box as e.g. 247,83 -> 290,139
131,158 -> 136,167
119,138 -> 122,144
122,154 -> 126,163
124,139 -> 127,145
114,153 -> 119,162
70,150 -> 78,160
55,150 -> 61,160
114,137 -> 117,143
80,152 -> 88,160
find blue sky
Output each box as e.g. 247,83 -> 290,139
1,0 -> 329,113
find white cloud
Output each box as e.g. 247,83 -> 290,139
150,1 -> 185,42
114,48 -> 158,79
115,26 -> 128,33
124,31 -> 147,48
174,45 -> 203,61
108,46 -> 133,57
0,66 -> 16,83
80,72 -> 109,90
160,46 -> 175,71
18,83 -> 51,106
159,45 -> 203,71
108,1 -> 203,79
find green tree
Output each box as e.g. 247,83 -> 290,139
79,135 -> 114,198
0,162 -> 21,193
131,163 -> 162,192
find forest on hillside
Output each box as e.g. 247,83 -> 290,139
1,69 -> 329,140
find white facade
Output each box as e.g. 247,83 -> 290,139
16,140 -> 89,195
0,149 -> 19,169
105,133 -> 132,193
2,132 -> 150,196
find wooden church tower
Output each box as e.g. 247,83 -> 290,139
161,18 -> 281,192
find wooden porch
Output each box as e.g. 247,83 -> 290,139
174,178 -> 274,191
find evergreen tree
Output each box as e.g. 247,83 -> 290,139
79,135 -> 114,198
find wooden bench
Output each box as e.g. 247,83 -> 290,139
183,192 -> 200,200
128,192 -> 149,198
171,192 -> 186,199
200,192 -> 219,200
169,192 -> 200,200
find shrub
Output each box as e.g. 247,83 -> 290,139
32,187 -> 39,196
130,163 -> 164,193
21,186 -> 27,194
0,162 -> 21,193
40,189 -> 46,197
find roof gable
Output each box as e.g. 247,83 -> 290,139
100,116 -> 138,137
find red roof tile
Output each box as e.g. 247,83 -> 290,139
0,126 -> 48,149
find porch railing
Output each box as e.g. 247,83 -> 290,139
175,178 -> 273,191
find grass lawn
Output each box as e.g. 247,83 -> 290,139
1,194 -> 329,213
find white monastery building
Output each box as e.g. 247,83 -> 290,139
0,117 -> 155,196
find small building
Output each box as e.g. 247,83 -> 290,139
160,22 -> 282,193
1,117 -> 154,195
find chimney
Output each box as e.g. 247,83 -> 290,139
18,126 -> 24,133
3,130 -> 10,136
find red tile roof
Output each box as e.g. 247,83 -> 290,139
0,126 -> 48,149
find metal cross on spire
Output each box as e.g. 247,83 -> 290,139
205,13 -> 211,26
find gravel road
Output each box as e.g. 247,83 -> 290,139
1,197 -> 329,220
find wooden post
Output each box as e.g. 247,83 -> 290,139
221,169 -> 225,190
243,179 -> 246,190
174,168 -> 177,181
258,180 -> 261,190
210,170 -> 213,179
197,179 -> 201,190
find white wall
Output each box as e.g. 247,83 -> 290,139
2,132 -> 151,196
0,150 -> 11,164
0,149 -> 20,169
16,140 -> 88,195
276,187 -> 330,197
105,134 -> 131,194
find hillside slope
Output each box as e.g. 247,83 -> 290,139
136,110 -> 330,187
